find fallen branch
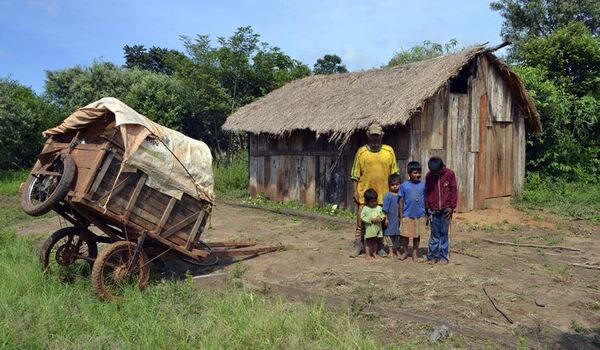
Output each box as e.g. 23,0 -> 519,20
568,263 -> 600,271
482,239 -> 581,252
453,250 -> 480,259
482,287 -> 514,324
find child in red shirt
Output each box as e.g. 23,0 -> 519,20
424,157 -> 457,264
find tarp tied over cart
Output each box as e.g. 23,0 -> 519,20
44,97 -> 215,204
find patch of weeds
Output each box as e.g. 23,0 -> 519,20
547,264 -> 571,283
585,301 -> 600,311
544,237 -> 561,245
0,170 -> 29,195
350,299 -> 364,316
353,283 -> 377,305
453,238 -> 479,252
570,319 -> 585,333
321,221 -> 341,231
517,336 -> 528,349
515,173 -> 600,222
481,224 -> 500,233
230,262 -> 248,279
509,223 -> 520,232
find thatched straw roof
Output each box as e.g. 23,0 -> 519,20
223,45 -> 541,140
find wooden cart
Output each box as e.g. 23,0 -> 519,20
22,110 -> 281,300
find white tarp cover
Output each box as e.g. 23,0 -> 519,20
44,97 -> 214,203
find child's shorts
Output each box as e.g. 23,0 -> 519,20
400,217 -> 427,238
384,235 -> 401,249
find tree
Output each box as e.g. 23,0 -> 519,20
516,65 -> 600,177
0,78 -> 57,169
515,22 -> 600,97
491,0 -> 600,178
313,54 -> 348,75
44,62 -> 197,130
387,39 -> 458,67
490,0 -> 600,44
181,26 -> 311,155
123,45 -> 189,75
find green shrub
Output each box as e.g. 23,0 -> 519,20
213,152 -> 248,196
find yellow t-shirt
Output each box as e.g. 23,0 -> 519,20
351,145 -> 398,204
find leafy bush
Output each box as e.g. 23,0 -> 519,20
213,151 -> 248,196
0,78 -> 58,170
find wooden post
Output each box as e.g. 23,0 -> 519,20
160,212 -> 199,238
185,209 -> 207,251
88,151 -> 114,195
155,197 -> 177,236
122,174 -> 147,221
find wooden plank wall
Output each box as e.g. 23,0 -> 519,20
411,85 -> 472,212
479,56 -> 518,201
248,131 -> 347,208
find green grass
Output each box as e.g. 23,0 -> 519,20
0,170 -> 28,195
516,172 -> 600,221
0,202 -> 380,350
213,152 -> 248,198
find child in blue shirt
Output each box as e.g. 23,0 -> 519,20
382,174 -> 402,258
399,161 -> 426,261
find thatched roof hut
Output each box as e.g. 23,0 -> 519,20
224,45 -> 541,212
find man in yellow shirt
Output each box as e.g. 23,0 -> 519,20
351,123 -> 399,257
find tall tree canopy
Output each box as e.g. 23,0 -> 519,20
490,0 -> 600,43
123,45 -> 190,75
313,54 -> 348,75
492,1 -> 600,178
387,39 -> 458,66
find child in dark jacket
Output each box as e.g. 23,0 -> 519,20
424,157 -> 457,265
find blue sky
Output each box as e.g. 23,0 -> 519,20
0,0 -> 504,92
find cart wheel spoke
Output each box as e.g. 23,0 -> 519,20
92,241 -> 150,301
41,227 -> 98,277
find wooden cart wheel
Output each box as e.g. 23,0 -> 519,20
22,154 -> 76,216
40,227 -> 98,276
91,241 -> 150,300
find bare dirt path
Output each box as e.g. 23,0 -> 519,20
13,203 -> 600,348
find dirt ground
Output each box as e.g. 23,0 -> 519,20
12,202 -> 600,348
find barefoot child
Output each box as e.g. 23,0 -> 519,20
399,161 -> 426,261
382,174 -> 402,258
361,189 -> 385,260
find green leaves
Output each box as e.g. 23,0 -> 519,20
0,78 -> 54,169
492,1 -> 600,179
313,54 -> 348,75
386,39 -> 458,67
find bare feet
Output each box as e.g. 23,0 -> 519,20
412,253 -> 419,262
438,259 -> 449,265
398,253 -> 408,261
427,259 -> 437,265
